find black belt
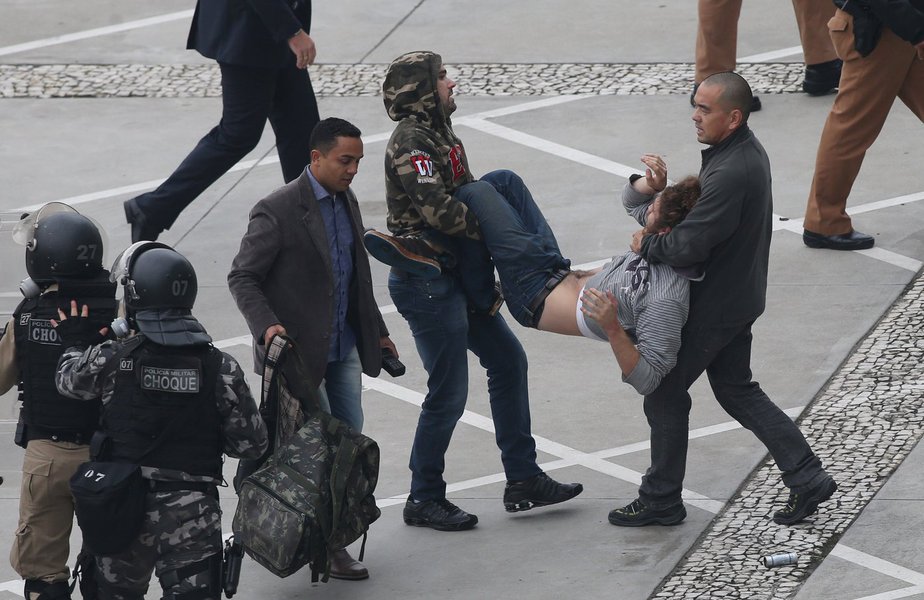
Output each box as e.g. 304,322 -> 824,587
524,268 -> 571,328
28,427 -> 93,445
149,480 -> 219,498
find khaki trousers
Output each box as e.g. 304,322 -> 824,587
10,439 -> 89,583
695,0 -> 838,83
804,10 -> 924,235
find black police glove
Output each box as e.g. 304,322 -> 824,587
54,313 -> 106,349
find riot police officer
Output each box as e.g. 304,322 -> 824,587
0,203 -> 117,600
54,241 -> 268,600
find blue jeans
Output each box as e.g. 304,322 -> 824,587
388,270 -> 541,502
316,346 -> 364,432
449,170 -> 570,326
639,321 -> 829,509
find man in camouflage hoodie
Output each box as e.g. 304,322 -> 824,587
54,241 -> 267,599
372,50 -> 582,531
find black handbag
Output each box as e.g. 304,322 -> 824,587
69,462 -> 146,555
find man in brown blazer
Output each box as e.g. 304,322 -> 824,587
228,117 -> 396,580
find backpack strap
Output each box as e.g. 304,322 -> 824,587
262,334 -> 325,447
326,427 -> 360,545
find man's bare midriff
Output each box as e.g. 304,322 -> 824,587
537,270 -> 598,336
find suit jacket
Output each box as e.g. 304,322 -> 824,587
228,172 -> 388,385
187,0 -> 312,69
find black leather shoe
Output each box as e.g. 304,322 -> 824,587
124,198 -> 162,243
363,229 -> 442,279
403,498 -> 478,531
803,59 -> 842,96
328,548 -> 369,580
803,228 -> 874,250
608,498 -> 686,527
503,472 -> 583,512
773,477 -> 837,525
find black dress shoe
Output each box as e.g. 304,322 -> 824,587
328,548 -> 369,580
803,228 -> 874,251
803,59 -> 842,96
124,197 -> 162,243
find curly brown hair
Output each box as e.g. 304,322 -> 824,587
649,175 -> 701,232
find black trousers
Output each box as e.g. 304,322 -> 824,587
638,321 -> 827,509
135,60 -> 320,230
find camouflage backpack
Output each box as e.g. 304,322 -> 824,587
232,336 -> 381,581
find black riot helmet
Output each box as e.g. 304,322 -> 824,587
110,241 -> 198,311
15,204 -> 105,283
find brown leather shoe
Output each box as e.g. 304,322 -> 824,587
329,548 -> 369,581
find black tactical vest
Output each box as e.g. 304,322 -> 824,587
105,340 -> 223,478
13,275 -> 117,442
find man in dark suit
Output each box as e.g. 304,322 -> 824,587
125,0 -> 321,243
228,117 -> 396,580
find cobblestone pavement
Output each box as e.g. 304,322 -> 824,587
0,62 -> 806,98
3,47 -> 921,599
653,272 -> 924,600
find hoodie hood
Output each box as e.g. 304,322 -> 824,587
383,51 -> 447,126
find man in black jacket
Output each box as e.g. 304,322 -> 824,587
610,72 -> 836,528
802,0 -> 924,250
123,0 -> 321,242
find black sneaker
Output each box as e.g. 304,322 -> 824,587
503,472 -> 583,512
363,229 -> 442,279
403,498 -> 478,531
608,498 -> 686,527
773,477 -> 837,525
802,59 -> 842,96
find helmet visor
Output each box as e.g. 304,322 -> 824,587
109,241 -> 172,304
11,202 -> 78,248
11,203 -> 111,271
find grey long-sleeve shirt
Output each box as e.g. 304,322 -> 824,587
582,183 -> 690,395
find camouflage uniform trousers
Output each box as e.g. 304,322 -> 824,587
95,489 -> 221,600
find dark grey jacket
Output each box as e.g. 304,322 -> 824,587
639,125 -> 772,330
228,172 -> 388,384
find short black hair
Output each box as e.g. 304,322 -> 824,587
309,117 -> 362,154
701,71 -> 754,122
